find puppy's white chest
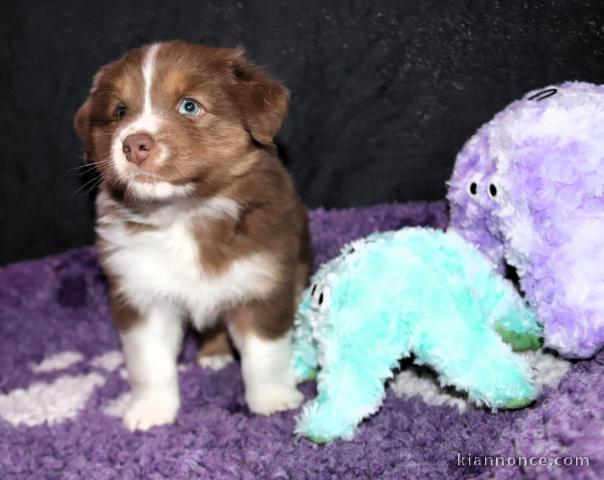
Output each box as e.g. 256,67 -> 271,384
98,213 -> 274,325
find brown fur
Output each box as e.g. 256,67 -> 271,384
197,323 -> 233,360
75,40 -> 311,343
109,293 -> 143,331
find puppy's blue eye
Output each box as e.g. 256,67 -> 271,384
178,98 -> 202,116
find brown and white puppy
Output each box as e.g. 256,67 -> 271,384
74,40 -> 311,431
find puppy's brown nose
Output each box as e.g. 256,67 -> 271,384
122,133 -> 156,166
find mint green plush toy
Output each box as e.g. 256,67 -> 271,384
293,228 -> 542,443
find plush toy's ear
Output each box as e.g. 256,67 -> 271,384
527,87 -> 557,101
227,49 -> 290,145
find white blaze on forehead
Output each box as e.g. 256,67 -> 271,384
121,42 -> 161,137
110,42 -> 192,198
141,43 -> 160,119
111,43 -> 164,178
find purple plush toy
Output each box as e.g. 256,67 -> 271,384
448,81 -> 604,359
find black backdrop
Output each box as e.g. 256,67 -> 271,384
1,0 -> 602,265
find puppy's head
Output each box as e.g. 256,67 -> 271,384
74,41 -> 289,201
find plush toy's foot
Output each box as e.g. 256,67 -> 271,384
293,363 -> 318,383
417,315 -> 539,410
291,332 -> 319,383
295,401 -> 356,443
505,396 -> 534,409
472,355 -> 537,409
495,325 -> 543,351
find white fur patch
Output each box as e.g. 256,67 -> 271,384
198,353 -> 234,371
0,373 -> 105,427
142,44 -> 159,119
97,193 -> 275,328
119,303 -> 182,431
123,388 -> 179,431
119,304 -> 183,390
128,180 -> 194,201
198,195 -> 241,220
105,387 -> 175,426
30,351 -> 84,373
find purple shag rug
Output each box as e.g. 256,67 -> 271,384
0,201 -> 601,479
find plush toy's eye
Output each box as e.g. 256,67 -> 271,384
469,182 -> 478,196
115,105 -> 127,120
489,183 -> 498,197
312,285 -> 331,312
178,98 -> 203,116
311,284 -> 317,296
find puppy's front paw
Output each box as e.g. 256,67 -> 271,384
123,390 -> 180,431
246,385 -> 304,416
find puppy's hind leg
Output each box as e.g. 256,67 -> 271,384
197,322 -> 234,371
227,298 -> 303,416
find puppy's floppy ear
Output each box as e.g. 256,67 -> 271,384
74,98 -> 91,144
227,49 -> 290,145
73,66 -> 107,146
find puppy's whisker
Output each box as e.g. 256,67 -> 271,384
74,174 -> 103,196
70,157 -> 113,169
85,178 -> 103,195
69,160 -> 112,175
